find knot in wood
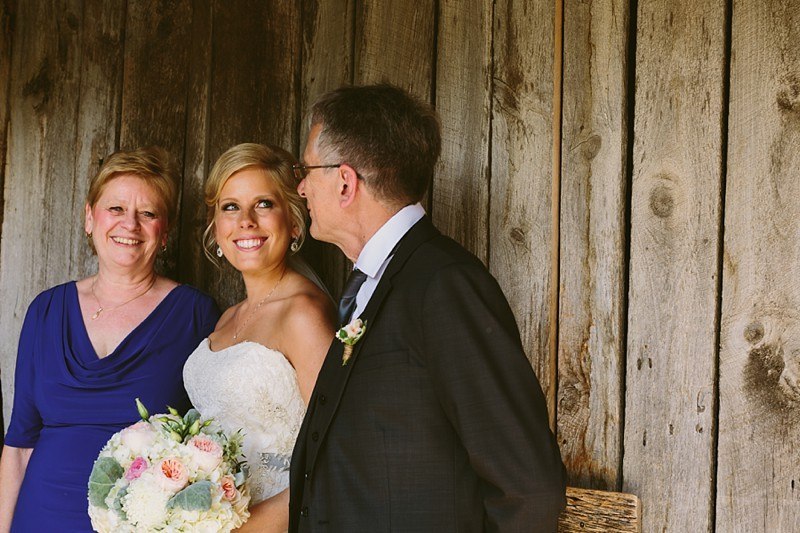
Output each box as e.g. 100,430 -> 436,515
649,184 -> 675,218
509,227 -> 526,244
777,74 -> 800,116
744,322 -> 765,344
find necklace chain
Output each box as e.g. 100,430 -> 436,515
90,275 -> 157,320
233,268 -> 286,341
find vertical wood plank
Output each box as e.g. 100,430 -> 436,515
622,1 -> 726,530
119,0 -> 194,279
557,0 -> 629,491
717,1 -> 800,530
433,0 -> 491,263
70,0 -> 126,280
491,0 -> 557,415
175,0 -> 212,289
205,0 -> 301,309
1,0 -> 84,428
0,0 -> 14,234
299,0 -> 355,299
354,0 -> 435,99
0,0 -> 15,435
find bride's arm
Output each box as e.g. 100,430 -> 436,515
234,488 -> 289,533
280,291 -> 335,404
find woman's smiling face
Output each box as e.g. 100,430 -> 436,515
84,174 -> 168,273
214,167 -> 297,275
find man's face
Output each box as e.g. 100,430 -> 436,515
297,124 -> 340,244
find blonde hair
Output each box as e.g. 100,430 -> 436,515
87,146 -> 179,230
203,143 -> 306,266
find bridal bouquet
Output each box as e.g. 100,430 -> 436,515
87,399 -> 250,532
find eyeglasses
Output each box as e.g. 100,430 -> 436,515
292,163 -> 341,182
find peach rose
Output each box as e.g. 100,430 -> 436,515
220,475 -> 238,501
154,458 -> 189,493
187,435 -> 223,472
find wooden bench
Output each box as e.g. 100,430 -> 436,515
558,487 -> 642,532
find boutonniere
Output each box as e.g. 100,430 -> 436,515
336,317 -> 367,366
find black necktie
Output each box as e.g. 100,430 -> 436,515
337,268 -> 368,325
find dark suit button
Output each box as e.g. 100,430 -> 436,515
319,394 -> 327,405
301,506 -> 309,517
311,431 -> 319,442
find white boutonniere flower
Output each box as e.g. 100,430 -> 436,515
336,318 -> 367,366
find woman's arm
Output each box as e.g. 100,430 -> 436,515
0,445 -> 33,533
235,488 -> 289,532
280,292 -> 335,404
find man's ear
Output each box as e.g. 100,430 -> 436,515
338,164 -> 360,208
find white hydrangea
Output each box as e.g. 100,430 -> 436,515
122,474 -> 171,529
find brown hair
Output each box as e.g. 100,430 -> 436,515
86,146 -> 179,230
202,143 -> 306,266
310,84 -> 441,205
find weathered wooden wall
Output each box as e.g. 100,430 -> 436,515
1,1 -> 799,531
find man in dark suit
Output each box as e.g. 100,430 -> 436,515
291,84 -> 566,532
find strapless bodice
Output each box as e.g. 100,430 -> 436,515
183,338 -> 305,503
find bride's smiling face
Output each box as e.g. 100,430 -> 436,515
214,168 -> 298,274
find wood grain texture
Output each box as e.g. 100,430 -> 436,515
120,0 -> 194,279
491,0 -> 557,416
298,0 -> 355,300
175,0 -> 212,290
0,0 -> 85,429
716,1 -> 800,530
70,0 -> 126,280
0,0 -> 14,434
206,0 -> 301,309
622,1 -> 726,531
354,0 -> 435,97
0,0 -> 14,236
433,0 -> 491,263
557,0 -> 629,490
558,487 -> 642,533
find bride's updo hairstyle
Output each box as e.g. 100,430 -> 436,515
202,143 -> 307,267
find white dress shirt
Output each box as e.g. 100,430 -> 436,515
348,203 -> 426,321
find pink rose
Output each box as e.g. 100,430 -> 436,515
119,421 -> 156,455
125,456 -> 149,481
220,475 -> 238,501
187,435 -> 223,472
155,458 -> 189,493
344,319 -> 363,337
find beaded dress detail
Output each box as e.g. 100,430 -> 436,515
183,339 -> 305,503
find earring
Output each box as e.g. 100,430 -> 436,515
161,243 -> 168,253
216,246 -> 223,258
290,238 -> 300,253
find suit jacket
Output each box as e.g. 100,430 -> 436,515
289,217 -> 566,532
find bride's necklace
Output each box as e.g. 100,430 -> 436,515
232,268 -> 286,341
90,275 -> 157,320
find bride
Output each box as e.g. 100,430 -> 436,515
183,143 -> 334,532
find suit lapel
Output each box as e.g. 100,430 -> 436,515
304,216 -> 440,472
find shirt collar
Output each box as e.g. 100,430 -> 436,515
355,203 -> 426,278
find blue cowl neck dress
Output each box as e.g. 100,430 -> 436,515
4,281 -> 219,532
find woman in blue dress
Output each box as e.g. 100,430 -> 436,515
0,147 -> 219,532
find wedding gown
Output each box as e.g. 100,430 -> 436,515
183,338 -> 305,503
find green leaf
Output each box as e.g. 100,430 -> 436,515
183,408 -> 200,426
167,480 -> 214,511
110,485 -> 128,520
88,457 -> 124,509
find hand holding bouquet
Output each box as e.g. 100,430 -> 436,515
88,399 -> 250,532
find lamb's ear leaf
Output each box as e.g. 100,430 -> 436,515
167,480 -> 214,511
88,457 -> 124,509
